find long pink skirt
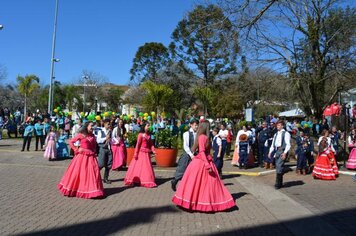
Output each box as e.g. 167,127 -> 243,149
111,142 -> 127,170
44,140 -> 56,160
57,151 -> 104,199
172,155 -> 236,212
346,148 -> 356,169
124,151 -> 156,188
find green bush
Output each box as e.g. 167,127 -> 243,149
156,128 -> 178,149
127,132 -> 138,148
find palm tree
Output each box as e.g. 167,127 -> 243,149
63,85 -> 82,111
16,75 -> 40,120
141,81 -> 173,117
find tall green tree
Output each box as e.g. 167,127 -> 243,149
97,86 -> 124,111
170,5 -> 239,85
16,74 -> 40,118
141,81 -> 173,116
193,86 -> 216,116
223,0 -> 356,118
130,42 -> 170,83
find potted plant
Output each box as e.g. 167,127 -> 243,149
155,128 -> 178,167
126,132 -> 138,165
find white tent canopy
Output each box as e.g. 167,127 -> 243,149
279,108 -> 305,118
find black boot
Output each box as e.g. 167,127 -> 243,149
103,168 -> 111,184
274,174 -> 279,189
171,179 -> 177,191
279,174 -> 284,188
275,174 -> 282,189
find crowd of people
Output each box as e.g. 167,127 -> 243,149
1,105 -> 356,212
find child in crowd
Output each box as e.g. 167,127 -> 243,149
44,125 -> 57,160
238,134 -> 250,169
295,141 -> 308,175
57,129 -> 69,158
212,128 -> 223,178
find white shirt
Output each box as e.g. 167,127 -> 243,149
212,135 -> 222,146
269,129 -> 291,154
111,126 -> 122,144
183,128 -> 196,158
218,129 -> 228,140
96,127 -> 110,144
72,124 -> 81,137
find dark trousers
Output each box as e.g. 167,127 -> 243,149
297,155 -> 307,170
306,153 -> 314,166
258,144 -> 265,164
98,144 -> 113,179
35,135 -> 44,150
239,152 -> 248,166
22,136 -> 32,151
264,147 -> 273,164
226,142 -> 232,156
173,153 -> 191,182
221,140 -> 227,158
275,150 -> 285,175
213,154 -> 223,174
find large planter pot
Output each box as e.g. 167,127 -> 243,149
155,148 -> 178,167
126,147 -> 135,166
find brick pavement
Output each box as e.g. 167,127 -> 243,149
254,170 -> 356,236
0,138 -> 355,235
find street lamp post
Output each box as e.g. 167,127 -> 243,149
48,0 -> 59,115
82,76 -> 89,112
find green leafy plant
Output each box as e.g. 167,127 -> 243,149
127,132 -> 138,148
156,128 -> 178,149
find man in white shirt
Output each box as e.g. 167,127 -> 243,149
269,121 -> 291,189
96,119 -> 113,184
171,118 -> 199,191
218,123 -> 228,161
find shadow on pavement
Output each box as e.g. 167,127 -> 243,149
17,205 -> 179,236
283,180 -> 305,188
104,186 -> 131,197
231,192 -> 248,200
110,178 -> 124,183
156,176 -> 174,186
0,144 -> 14,147
208,207 -> 356,236
222,174 -> 241,180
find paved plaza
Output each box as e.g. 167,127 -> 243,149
1,138 -> 356,236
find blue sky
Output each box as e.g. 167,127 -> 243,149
0,0 -> 197,86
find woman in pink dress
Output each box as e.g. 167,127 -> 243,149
57,121 -> 104,199
111,119 -> 127,170
346,129 -> 356,169
124,122 -> 157,188
172,121 -> 236,212
43,125 -> 57,160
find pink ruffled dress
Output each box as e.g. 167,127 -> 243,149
57,133 -> 104,198
124,133 -> 156,188
44,132 -> 57,160
172,134 -> 236,212
111,127 -> 127,170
